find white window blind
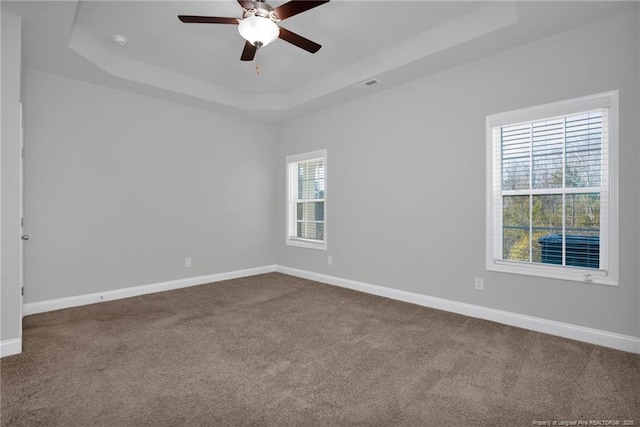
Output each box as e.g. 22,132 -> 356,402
286,150 -> 327,250
486,92 -> 618,285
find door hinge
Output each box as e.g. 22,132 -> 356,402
21,217 -> 24,227
21,287 -> 24,297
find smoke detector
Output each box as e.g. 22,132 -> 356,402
112,35 -> 128,47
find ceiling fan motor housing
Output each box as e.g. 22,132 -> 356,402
243,1 -> 279,22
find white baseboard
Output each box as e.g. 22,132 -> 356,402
276,265 -> 640,354
19,264 -> 640,354
23,265 -> 277,316
0,338 -> 22,357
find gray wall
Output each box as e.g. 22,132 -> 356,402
7,6 -> 639,345
23,70 -> 277,303
276,12 -> 640,337
1,11 -> 23,345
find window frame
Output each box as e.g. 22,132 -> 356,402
486,91 -> 619,286
286,149 -> 327,250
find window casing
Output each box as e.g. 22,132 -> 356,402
486,91 -> 618,285
286,150 -> 327,250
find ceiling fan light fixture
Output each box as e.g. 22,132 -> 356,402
238,16 -> 279,47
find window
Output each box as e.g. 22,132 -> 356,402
486,91 -> 618,285
286,150 -> 327,250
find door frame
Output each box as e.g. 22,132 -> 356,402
19,102 -> 24,319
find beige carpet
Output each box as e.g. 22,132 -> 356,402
1,273 -> 639,426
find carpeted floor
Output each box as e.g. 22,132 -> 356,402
1,272 -> 639,426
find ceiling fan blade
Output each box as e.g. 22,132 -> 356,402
274,1 -> 329,20
178,16 -> 239,25
278,27 -> 321,54
240,41 -> 257,61
237,0 -> 254,10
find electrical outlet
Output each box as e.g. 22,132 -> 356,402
474,277 -> 484,291
185,258 -> 192,268
327,256 -> 332,266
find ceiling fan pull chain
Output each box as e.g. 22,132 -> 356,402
255,49 -> 261,75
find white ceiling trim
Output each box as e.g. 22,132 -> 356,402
67,1 -> 517,112
68,25 -> 288,110
287,2 -> 518,108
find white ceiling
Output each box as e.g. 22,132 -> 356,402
2,1 -> 637,122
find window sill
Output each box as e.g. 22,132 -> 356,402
486,260 -> 618,286
286,238 -> 326,251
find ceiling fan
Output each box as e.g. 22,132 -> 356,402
178,0 -> 329,62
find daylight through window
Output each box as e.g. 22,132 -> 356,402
486,92 -> 618,285
286,150 -> 326,250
